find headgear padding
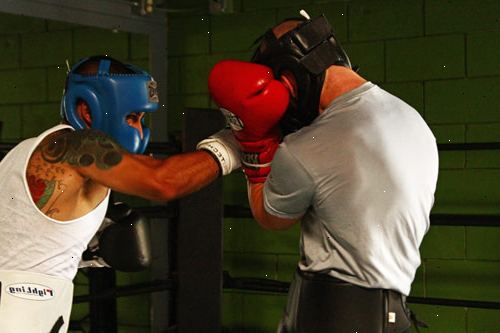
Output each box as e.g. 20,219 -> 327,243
252,14 -> 351,135
61,56 -> 159,154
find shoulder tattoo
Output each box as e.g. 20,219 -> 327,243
41,129 -> 123,170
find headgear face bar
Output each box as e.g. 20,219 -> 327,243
61,56 -> 159,154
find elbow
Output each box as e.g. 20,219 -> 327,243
257,220 -> 294,231
254,213 -> 296,231
148,178 -> 181,202
156,188 -> 178,202
256,220 -> 280,231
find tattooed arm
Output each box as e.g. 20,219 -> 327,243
38,129 -> 220,202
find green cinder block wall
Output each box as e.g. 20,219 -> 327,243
1,0 -> 499,331
0,13 -> 149,142
167,0 -> 500,332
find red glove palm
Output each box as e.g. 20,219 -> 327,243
208,60 -> 289,183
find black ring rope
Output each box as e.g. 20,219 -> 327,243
2,141 -> 500,155
135,205 -> 500,227
72,273 -> 500,310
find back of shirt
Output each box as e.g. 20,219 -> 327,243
0,125 -> 109,280
264,83 -> 439,295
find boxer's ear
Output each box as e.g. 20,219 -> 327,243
76,100 -> 92,128
280,70 -> 297,98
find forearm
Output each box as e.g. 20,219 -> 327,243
79,150 -> 221,202
156,150 -> 220,201
248,182 -> 299,230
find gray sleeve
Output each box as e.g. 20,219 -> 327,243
263,143 -> 315,218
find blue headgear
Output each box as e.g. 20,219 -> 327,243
61,56 -> 159,154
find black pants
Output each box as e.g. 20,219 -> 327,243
277,270 -> 412,333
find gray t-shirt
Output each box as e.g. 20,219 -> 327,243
264,82 -> 439,295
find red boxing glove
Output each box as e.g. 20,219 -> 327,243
208,60 -> 289,183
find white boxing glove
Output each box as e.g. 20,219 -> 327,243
197,128 -> 241,175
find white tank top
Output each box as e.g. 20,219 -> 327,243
0,125 -> 110,280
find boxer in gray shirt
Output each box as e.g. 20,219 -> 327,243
209,12 -> 438,333
265,82 -> 438,297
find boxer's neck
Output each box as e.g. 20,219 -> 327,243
319,65 -> 367,114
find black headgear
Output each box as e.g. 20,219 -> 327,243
252,14 -> 351,135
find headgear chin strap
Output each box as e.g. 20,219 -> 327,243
61,56 -> 159,154
252,14 -> 351,135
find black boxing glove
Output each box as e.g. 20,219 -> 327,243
80,202 -> 151,272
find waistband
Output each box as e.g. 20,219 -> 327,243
298,269 -> 407,301
279,269 -> 412,333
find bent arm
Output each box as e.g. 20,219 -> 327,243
41,129 -> 221,202
248,182 -> 300,230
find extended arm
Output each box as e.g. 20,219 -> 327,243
101,149 -> 221,201
40,128 -> 236,202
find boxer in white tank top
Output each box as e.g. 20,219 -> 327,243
0,56 -> 240,332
